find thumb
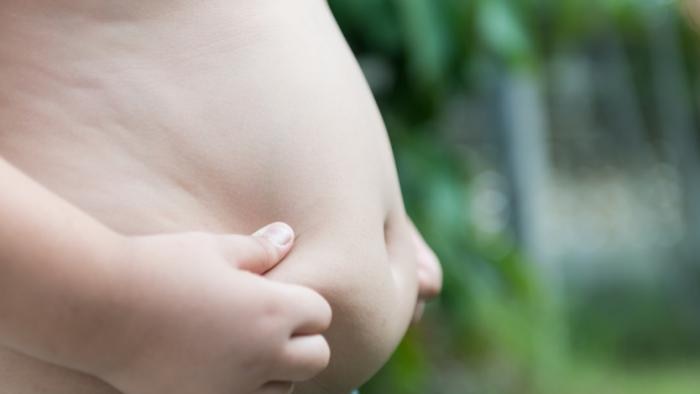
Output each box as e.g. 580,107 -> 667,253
222,222 -> 295,274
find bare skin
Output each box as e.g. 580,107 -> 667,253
0,0 -> 442,393
0,156 -> 332,394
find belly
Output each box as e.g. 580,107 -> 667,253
0,1 -> 417,393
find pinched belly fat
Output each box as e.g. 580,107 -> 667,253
0,0 -> 419,393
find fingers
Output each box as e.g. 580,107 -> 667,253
218,222 -> 295,274
275,334 -> 331,381
281,285 -> 333,336
257,284 -> 331,384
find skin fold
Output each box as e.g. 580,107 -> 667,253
0,1 -> 442,393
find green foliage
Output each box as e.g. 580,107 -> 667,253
328,0 -> 700,392
358,132 -> 552,394
475,0 -> 534,68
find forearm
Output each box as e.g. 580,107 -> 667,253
0,156 -> 125,374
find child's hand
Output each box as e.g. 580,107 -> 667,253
94,223 -> 331,394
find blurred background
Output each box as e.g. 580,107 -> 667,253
327,0 -> 700,393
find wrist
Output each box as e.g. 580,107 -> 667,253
35,229 -> 135,378
66,231 -> 142,379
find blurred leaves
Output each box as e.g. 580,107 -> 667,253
328,0 -> 700,393
394,0 -> 450,91
475,0 -> 533,68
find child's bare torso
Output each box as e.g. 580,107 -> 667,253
0,1 -> 418,393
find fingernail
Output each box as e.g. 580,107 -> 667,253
254,222 -> 294,247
